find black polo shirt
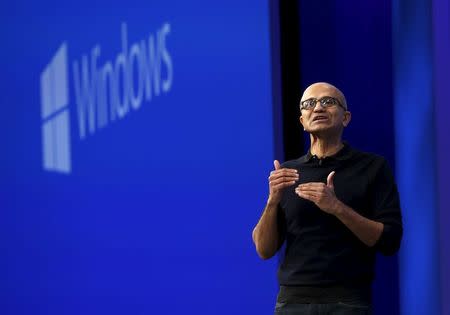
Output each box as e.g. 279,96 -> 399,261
276,142 -> 403,304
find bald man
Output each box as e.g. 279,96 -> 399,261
252,83 -> 402,315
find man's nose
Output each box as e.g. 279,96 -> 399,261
312,102 -> 325,112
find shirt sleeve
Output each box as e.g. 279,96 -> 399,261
370,158 -> 403,256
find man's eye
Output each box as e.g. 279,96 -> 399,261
322,98 -> 336,105
305,101 -> 314,107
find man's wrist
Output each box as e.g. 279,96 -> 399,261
332,199 -> 347,217
266,196 -> 279,209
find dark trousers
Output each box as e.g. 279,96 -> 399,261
274,302 -> 372,315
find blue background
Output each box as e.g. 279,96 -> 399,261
1,1 -> 279,314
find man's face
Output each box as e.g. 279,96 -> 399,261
299,84 -> 351,136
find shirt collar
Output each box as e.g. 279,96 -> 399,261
300,141 -> 353,164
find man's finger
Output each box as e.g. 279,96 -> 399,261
269,170 -> 298,180
296,186 -> 322,195
327,171 -> 336,189
270,176 -> 299,186
270,174 -> 299,181
298,182 -> 326,190
273,181 -> 296,190
274,160 -> 281,170
272,168 -> 298,176
296,190 -> 318,202
297,186 -> 324,193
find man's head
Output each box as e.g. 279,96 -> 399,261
299,82 -> 351,137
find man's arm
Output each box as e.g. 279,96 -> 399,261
333,201 -> 383,247
252,160 -> 298,260
296,166 -> 402,254
252,201 -> 284,260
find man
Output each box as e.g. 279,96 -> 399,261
252,82 -> 403,315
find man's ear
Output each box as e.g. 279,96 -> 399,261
343,111 -> 351,127
299,115 -> 305,130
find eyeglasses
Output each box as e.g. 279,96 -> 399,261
300,96 -> 345,111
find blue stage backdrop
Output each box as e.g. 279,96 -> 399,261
0,1 -> 280,314
393,0 -> 441,314
433,0 -> 450,313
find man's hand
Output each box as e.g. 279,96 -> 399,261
268,160 -> 299,205
295,171 -> 341,215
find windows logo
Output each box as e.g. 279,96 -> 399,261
40,43 -> 72,174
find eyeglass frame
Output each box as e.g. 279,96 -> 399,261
299,96 -> 347,111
